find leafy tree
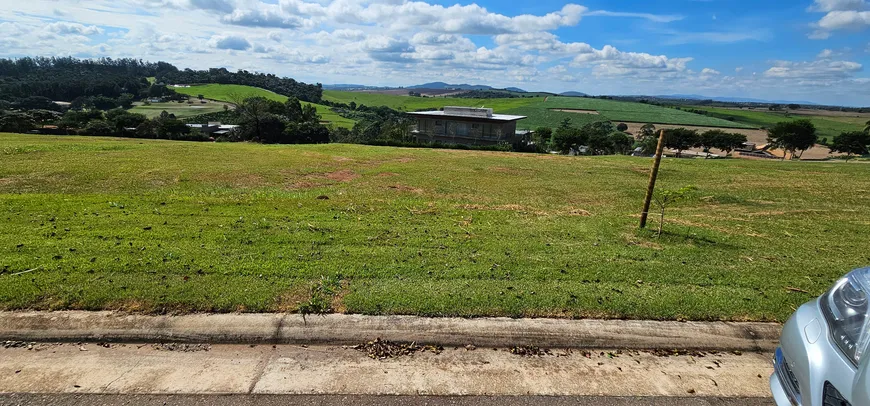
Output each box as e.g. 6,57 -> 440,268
231,95 -> 270,140
302,104 -> 319,123
349,101 -> 357,111
27,109 -> 62,125
769,104 -> 782,111
0,111 -> 36,133
788,104 -> 801,110
198,94 -> 204,101
616,123 -> 628,132
253,114 -> 288,144
154,111 -> 189,139
285,121 -> 331,144
533,127 -> 552,151
83,120 -> 114,136
767,119 -> 818,160
15,96 -> 59,111
116,93 -> 135,109
106,108 -> 147,132
714,132 -> 748,156
551,118 -> 585,154
285,97 -> 304,122
696,129 -> 746,158
865,120 -> 870,134
663,128 -> 700,157
608,131 -> 634,155
652,185 -> 697,236
635,135 -> 659,156
829,131 -> 870,161
697,129 -> 727,158
637,123 -> 656,141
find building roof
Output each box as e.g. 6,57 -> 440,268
408,107 -> 526,122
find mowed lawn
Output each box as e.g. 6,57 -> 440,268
171,84 -> 356,129
2,133 -> 869,321
129,101 -> 228,119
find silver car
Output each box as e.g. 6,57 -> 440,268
771,267 -> 870,406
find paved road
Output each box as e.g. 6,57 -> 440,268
0,394 -> 774,406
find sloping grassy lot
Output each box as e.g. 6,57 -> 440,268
172,84 -> 356,129
2,133 -> 869,321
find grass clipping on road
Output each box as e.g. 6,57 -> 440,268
1,133 -> 869,322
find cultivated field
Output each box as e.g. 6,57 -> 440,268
171,84 -> 356,129
322,91 -> 753,131
690,106 -> 866,141
2,133 -> 869,321
503,98 -> 754,130
322,90 -> 543,112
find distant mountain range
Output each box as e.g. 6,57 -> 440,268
408,82 -> 527,92
653,94 -> 817,105
559,91 -> 588,97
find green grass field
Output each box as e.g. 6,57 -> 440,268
171,84 -> 356,129
323,90 -> 543,112
2,133 -> 869,321
129,102 -> 227,119
504,98 -> 754,130
324,91 -> 752,131
691,106 -> 865,141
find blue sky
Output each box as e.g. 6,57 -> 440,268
0,0 -> 869,105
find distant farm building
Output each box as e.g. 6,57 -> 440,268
408,107 -> 526,146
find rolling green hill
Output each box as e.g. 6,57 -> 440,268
503,98 -> 755,130
171,84 -> 355,129
323,90 -> 543,111
323,90 -> 754,131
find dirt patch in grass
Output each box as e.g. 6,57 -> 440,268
332,156 -> 354,162
387,184 -> 424,193
550,109 -> 600,115
377,172 -> 399,177
326,170 -> 360,182
396,157 -> 415,163
273,285 -> 312,312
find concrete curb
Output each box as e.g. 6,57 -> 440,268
0,311 -> 781,351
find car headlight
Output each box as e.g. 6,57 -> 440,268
821,268 -> 870,365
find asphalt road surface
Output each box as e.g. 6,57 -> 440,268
0,394 -> 774,406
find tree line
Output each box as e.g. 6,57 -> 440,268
0,57 -> 172,104
530,119 -> 748,157
156,68 -> 323,103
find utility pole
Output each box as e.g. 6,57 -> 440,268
639,129 -> 667,229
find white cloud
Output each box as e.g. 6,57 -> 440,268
46,21 -> 104,36
209,34 -> 252,50
584,10 -> 683,23
764,59 -> 863,81
571,45 -> 693,78
808,0 -> 870,38
701,68 -> 721,75
735,67 -> 744,72
818,48 -> 835,58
